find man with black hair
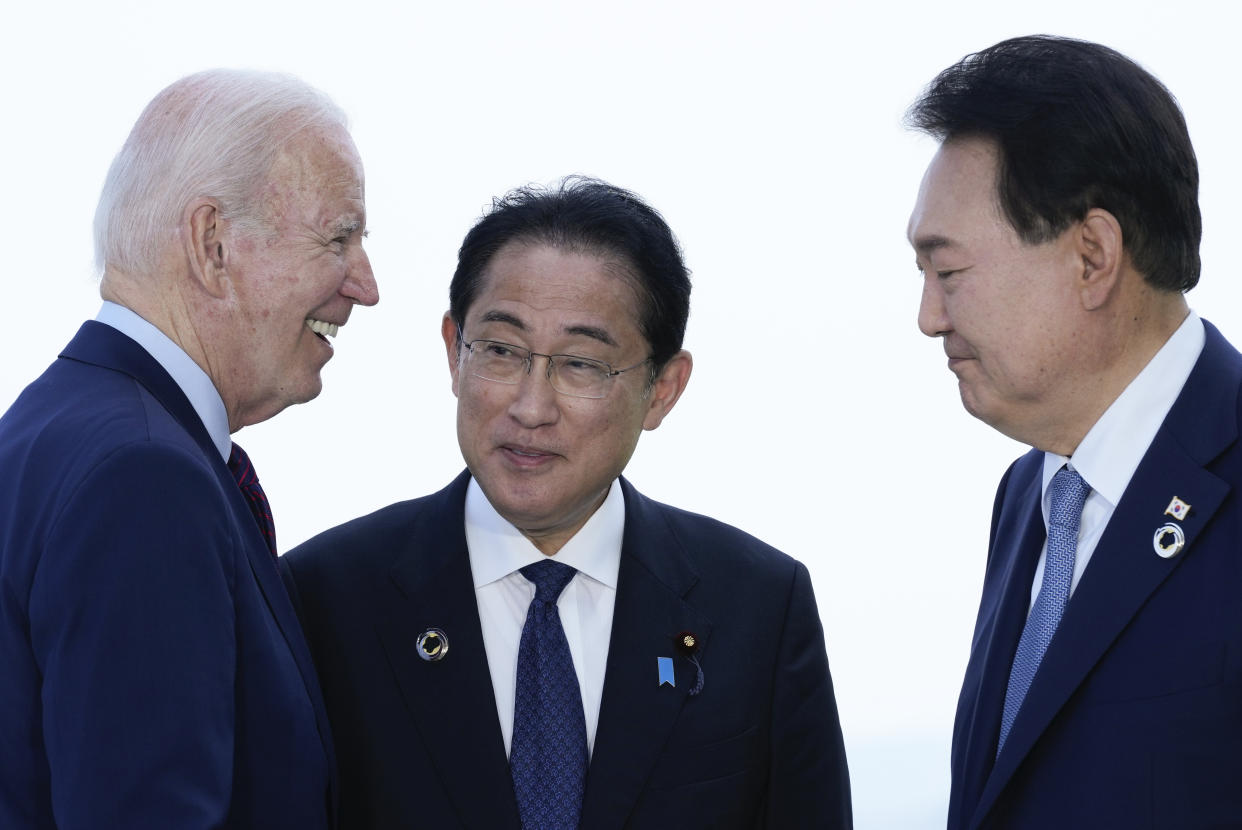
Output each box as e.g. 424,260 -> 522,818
909,35 -> 1242,828
283,177 -> 852,829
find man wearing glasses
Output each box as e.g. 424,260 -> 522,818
281,177 -> 852,829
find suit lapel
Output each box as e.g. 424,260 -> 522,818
377,473 -> 520,829
949,457 -> 1045,828
971,321 -> 1242,829
579,479 -> 713,830
61,322 -> 219,461
61,321 -> 341,806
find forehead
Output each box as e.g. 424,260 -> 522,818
467,242 -> 645,340
907,136 -> 1007,254
259,125 -> 365,223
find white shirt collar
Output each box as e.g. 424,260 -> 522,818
464,476 -> 624,590
95,301 -> 232,461
1042,310 -> 1204,510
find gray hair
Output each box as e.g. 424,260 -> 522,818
93,69 -> 349,276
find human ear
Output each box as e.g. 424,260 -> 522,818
185,199 -> 230,299
642,350 -> 693,431
1078,209 -> 1125,311
441,312 -> 463,397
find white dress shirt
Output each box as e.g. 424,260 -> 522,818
96,301 -> 231,461
465,477 -> 623,758
1028,311 -> 1204,607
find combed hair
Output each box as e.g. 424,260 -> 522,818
907,35 -> 1201,292
93,69 -> 348,276
450,176 -> 692,368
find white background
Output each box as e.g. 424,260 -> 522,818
5,2 -> 1240,826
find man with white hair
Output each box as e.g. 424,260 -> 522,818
0,69 -> 377,828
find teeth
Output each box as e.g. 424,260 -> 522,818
306,318 -> 339,338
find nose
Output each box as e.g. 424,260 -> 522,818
507,355 -> 560,428
343,246 -> 379,307
917,272 -> 950,338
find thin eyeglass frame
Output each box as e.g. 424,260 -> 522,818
458,333 -> 652,399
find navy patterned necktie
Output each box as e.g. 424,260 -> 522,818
227,443 -> 277,557
997,466 -> 1091,754
510,559 -> 588,830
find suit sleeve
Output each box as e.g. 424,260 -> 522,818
29,443 -> 237,829
764,561 -> 853,828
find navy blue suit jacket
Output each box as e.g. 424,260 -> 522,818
282,472 -> 851,829
0,322 -> 336,829
949,320 -> 1242,829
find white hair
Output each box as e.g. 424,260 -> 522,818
93,69 -> 349,276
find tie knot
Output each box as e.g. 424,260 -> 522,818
1050,466 -> 1091,525
520,560 -> 577,604
228,443 -> 259,489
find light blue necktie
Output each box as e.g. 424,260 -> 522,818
997,466 -> 1091,755
510,560 -> 588,830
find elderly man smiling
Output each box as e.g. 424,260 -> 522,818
283,177 -> 852,830
0,70 -> 377,828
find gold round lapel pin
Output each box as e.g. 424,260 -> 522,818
673,630 -> 704,696
416,628 -> 449,662
1153,523 -> 1186,559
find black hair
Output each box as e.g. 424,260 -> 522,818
907,35 -> 1200,292
449,176 -> 692,367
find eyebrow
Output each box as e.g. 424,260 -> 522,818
331,219 -> 364,237
480,310 -> 526,330
477,311 -> 618,348
911,234 -> 956,257
563,325 -> 617,347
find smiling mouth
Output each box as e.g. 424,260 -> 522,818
306,318 -> 340,342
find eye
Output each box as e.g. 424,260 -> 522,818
329,224 -> 365,250
562,357 -> 603,372
482,342 -> 516,358
558,356 -> 609,382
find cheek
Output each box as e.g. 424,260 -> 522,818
456,383 -> 508,434
593,408 -> 647,456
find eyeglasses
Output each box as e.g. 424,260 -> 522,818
460,336 -> 652,399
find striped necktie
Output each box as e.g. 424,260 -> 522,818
227,443 -> 277,557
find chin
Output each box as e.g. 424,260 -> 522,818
959,386 -> 990,423
297,369 -> 326,401
273,379 -> 324,417
480,482 -> 560,528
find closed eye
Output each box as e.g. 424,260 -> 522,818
330,222 -> 366,248
917,262 -> 962,280
559,356 -> 607,372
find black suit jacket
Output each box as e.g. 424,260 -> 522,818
283,472 -> 851,829
949,320 -> 1242,829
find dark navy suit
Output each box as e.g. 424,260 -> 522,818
0,322 -> 336,829
282,472 -> 852,829
949,320 -> 1242,829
